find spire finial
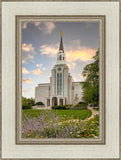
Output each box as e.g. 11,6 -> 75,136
59,31 -> 64,52
61,31 -> 63,37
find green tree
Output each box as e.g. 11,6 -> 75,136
28,97 -> 35,106
81,50 -> 99,107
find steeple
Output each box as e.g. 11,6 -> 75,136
59,32 -> 64,52
56,31 -> 66,64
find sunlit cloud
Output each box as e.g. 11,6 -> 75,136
40,43 -> 97,62
22,78 -> 33,84
42,67 -> 49,72
22,43 -> 34,52
22,67 -> 30,74
40,44 -> 58,57
22,60 -> 26,64
22,22 -> 28,29
32,69 -> 42,76
66,47 -> 97,62
67,63 -> 71,69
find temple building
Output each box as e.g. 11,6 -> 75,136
35,32 -> 82,107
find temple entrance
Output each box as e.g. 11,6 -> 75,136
47,99 -> 50,106
60,99 -> 63,105
52,97 -> 57,106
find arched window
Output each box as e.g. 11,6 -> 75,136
59,55 -> 61,60
57,73 -> 62,95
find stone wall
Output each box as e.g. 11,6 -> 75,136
35,83 -> 50,105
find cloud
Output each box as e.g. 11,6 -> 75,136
22,67 -> 30,74
22,78 -> 33,84
38,22 -> 56,34
72,62 -> 76,68
22,22 -> 28,29
42,67 -> 49,72
22,54 -> 34,63
22,89 -> 27,94
22,22 -> 56,34
40,44 -> 58,57
36,64 -> 43,68
34,22 -> 41,26
66,47 -> 97,62
22,43 -> 34,52
32,69 -> 42,76
22,43 -> 35,63
67,63 -> 71,69
30,88 -> 35,90
39,41 -> 97,62
22,60 -> 26,64
79,73 -> 84,78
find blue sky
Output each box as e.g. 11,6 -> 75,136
22,21 -> 99,98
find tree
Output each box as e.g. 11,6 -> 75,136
81,50 -> 99,107
22,97 -> 35,109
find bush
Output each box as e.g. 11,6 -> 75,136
22,104 -> 32,110
35,102 -> 44,105
78,101 -> 87,105
74,103 -> 87,110
52,105 -> 67,110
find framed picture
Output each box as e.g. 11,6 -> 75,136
1,0 -> 120,159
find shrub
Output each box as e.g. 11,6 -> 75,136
52,105 -> 67,110
78,101 -> 87,105
35,102 -> 44,105
74,103 -> 87,110
22,104 -> 32,110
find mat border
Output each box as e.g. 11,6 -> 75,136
0,0 -> 120,160
16,15 -> 105,145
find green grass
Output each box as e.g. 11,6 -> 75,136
22,109 -> 92,120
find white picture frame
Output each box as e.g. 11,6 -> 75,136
1,1 -> 120,159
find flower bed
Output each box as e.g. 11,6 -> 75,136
22,110 -> 99,138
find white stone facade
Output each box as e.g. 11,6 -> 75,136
35,33 -> 83,107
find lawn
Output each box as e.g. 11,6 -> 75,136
22,109 -> 92,120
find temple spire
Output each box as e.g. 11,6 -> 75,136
59,31 -> 64,52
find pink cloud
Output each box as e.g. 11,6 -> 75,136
32,69 -> 41,76
22,78 -> 33,84
22,67 -> 30,74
